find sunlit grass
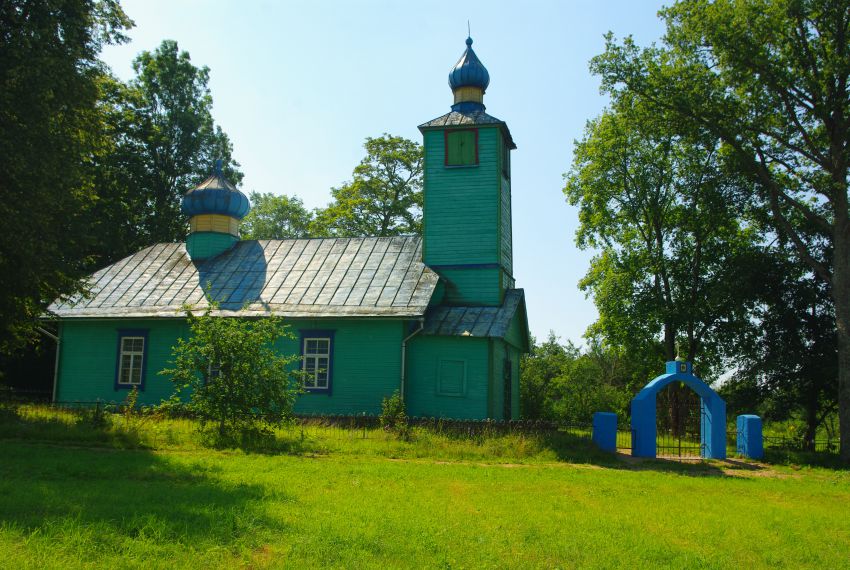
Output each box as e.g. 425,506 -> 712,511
0,405 -> 848,568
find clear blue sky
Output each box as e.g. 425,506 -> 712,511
101,0 -> 668,346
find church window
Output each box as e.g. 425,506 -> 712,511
445,129 -> 478,166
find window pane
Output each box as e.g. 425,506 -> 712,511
316,340 -> 329,354
305,358 -> 316,372
306,339 -> 318,354
317,357 -> 328,371
316,375 -> 327,388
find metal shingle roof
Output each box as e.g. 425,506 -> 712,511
49,236 -> 439,318
421,289 -> 524,338
418,110 -> 516,149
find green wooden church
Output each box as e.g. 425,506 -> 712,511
48,37 -> 530,420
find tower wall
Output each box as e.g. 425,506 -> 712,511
421,126 -> 514,306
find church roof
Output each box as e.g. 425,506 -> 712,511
418,110 -> 516,149
49,236 -> 439,319
422,289 -> 525,339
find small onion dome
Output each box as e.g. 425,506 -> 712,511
448,37 -> 490,92
181,161 -> 250,220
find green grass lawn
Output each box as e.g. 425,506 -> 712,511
0,407 -> 848,569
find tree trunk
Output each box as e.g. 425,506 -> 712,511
833,237 -> 850,463
803,394 -> 818,453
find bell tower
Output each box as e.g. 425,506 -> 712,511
418,37 -> 516,306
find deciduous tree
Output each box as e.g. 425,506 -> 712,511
591,0 -> 850,461
312,134 -> 423,237
241,192 -> 313,240
0,0 -> 131,351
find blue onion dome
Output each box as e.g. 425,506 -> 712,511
181,160 -> 250,219
448,37 -> 490,92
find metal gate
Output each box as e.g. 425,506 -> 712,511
656,382 -> 704,458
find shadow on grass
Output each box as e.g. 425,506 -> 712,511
0,409 -> 286,555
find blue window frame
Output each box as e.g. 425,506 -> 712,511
300,329 -> 335,394
114,329 -> 149,391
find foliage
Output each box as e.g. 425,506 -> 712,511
159,307 -> 300,443
379,390 -> 408,435
724,246 -> 837,448
564,90 -> 764,379
0,0 -> 131,351
590,0 -> 850,460
241,192 -> 313,240
311,134 -> 423,237
520,333 -> 632,422
87,40 -> 242,265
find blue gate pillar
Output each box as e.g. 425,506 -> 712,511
630,361 -> 727,460
592,412 -> 617,452
736,414 -> 763,459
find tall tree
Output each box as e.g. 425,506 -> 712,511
312,134 -> 423,237
591,0 -> 850,461
732,246 -> 837,449
565,94 -> 762,380
88,39 -> 242,265
241,192 -> 313,240
0,0 -> 131,351
131,39 -> 242,244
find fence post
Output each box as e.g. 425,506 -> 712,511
736,414 -> 763,460
592,412 -> 617,453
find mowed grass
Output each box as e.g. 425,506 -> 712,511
0,408 -> 848,569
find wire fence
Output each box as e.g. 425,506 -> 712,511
0,398 -> 596,442
0,394 -> 840,453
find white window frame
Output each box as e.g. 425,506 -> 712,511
118,336 -> 145,386
207,361 -> 221,383
302,336 -> 331,390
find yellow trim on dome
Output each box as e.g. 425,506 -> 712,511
190,214 -> 239,236
453,86 -> 484,104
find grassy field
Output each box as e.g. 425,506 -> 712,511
0,406 -> 848,569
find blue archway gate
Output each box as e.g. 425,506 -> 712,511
631,361 -> 726,460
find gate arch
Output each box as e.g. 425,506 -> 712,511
631,361 -> 726,459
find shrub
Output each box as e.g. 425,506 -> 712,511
380,391 -> 409,438
160,305 -> 301,444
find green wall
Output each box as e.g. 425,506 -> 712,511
186,232 -> 238,260
56,318 -> 406,415
405,336 -> 490,419
422,126 -> 516,307
56,319 -> 189,406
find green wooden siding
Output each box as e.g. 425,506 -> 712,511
186,232 -> 238,260
423,127 -> 500,267
287,319 -> 403,415
422,126 -> 514,306
500,175 -> 513,275
436,267 -> 502,306
489,339 -> 506,420
405,336 -> 489,419
56,318 -> 405,415
56,319 -> 189,406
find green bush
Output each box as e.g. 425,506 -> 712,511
380,391 -> 408,437
159,305 -> 301,444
